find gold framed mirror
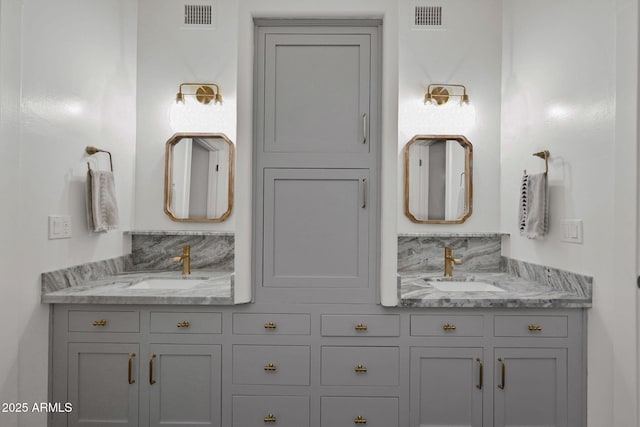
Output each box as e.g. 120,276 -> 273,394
164,133 -> 234,222
404,135 -> 473,224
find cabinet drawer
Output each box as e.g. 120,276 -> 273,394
68,311 -> 139,332
321,397 -> 399,427
233,345 -> 310,385
494,315 -> 568,337
233,395 -> 310,427
233,313 -> 310,335
149,312 -> 222,334
321,346 -> 399,386
321,315 -> 400,337
411,314 -> 484,337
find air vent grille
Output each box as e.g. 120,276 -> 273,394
184,4 -> 212,26
414,6 -> 443,27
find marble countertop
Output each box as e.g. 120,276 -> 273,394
41,270 -> 234,305
398,271 -> 592,308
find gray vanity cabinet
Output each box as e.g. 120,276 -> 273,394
410,347 -> 484,427
67,342 -> 140,427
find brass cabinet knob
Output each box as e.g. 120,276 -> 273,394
93,320 -> 107,327
264,322 -> 277,329
443,323 -> 457,331
528,324 -> 543,332
264,412 -> 277,423
177,321 -> 191,328
354,415 -> 368,424
354,364 -> 368,373
355,323 -> 368,331
264,363 -> 277,372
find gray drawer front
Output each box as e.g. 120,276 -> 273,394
232,395 -> 310,427
68,311 -> 139,332
321,346 -> 399,386
321,314 -> 400,336
411,314 -> 484,336
149,312 -> 222,334
321,397 -> 399,427
233,313 -> 311,335
494,315 -> 568,337
232,345 -> 310,385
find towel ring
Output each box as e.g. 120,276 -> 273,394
527,150 -> 550,175
86,146 -> 113,172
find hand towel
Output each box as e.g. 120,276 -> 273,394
86,169 -> 119,232
518,172 -> 548,239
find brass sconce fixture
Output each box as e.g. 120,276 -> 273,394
424,84 -> 470,106
175,83 -> 223,105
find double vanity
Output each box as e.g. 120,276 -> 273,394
42,232 -> 591,427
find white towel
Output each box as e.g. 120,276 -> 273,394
86,169 -> 119,232
518,173 -> 548,239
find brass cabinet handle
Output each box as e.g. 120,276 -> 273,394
264,412 -> 277,423
361,178 -> 367,209
476,358 -> 483,390
355,364 -> 368,373
128,353 -> 136,385
149,354 -> 157,385
528,324 -> 543,332
355,415 -> 368,424
355,323 -> 368,331
264,322 -> 277,329
93,319 -> 107,327
443,323 -> 457,331
264,363 -> 277,372
177,321 -> 191,328
497,358 -> 505,390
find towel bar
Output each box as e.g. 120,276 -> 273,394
524,150 -> 550,175
86,146 -> 113,171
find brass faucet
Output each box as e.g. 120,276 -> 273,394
444,247 -> 462,277
173,245 -> 191,275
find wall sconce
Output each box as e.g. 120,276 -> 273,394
424,84 -> 470,106
175,83 -> 223,105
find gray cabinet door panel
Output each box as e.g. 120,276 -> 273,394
232,345 -> 310,385
321,397 -> 399,427
262,168 -> 369,289
148,344 -> 221,427
232,395 -> 310,427
68,343 -> 139,427
321,314 -> 400,336
494,348 -> 568,427
263,34 -> 370,154
410,347 -> 483,427
321,346 -> 399,386
233,313 -> 311,335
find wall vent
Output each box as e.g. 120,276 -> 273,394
413,5 -> 444,29
183,3 -> 215,29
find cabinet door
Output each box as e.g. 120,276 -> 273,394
410,347 -> 483,427
261,168 -> 371,302
148,344 -> 221,427
494,348 -> 568,427
68,343 -> 139,427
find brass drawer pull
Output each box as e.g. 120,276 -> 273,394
355,323 -> 368,331
264,322 -> 277,329
264,412 -> 277,423
443,323 -> 457,331
355,364 -> 368,373
264,363 -> 277,372
528,324 -> 543,332
93,319 -> 107,327
149,354 -> 157,385
177,321 -> 191,328
497,358 -> 505,390
128,353 -> 136,385
355,415 -> 368,424
476,358 -> 483,390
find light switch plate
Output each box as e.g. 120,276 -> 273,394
560,219 -> 583,244
48,215 -> 72,239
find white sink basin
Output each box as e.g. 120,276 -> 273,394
128,278 -> 208,290
428,281 -> 506,292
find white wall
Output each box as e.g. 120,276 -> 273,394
0,1 -> 138,426
501,0 -> 638,425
